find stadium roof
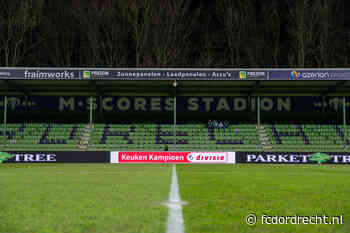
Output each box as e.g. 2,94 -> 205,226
1,68 -> 350,96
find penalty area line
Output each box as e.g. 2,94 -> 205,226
166,164 -> 185,233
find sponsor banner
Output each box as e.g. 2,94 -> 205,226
110,151 -> 232,164
236,152 -> 350,164
0,151 -> 109,163
0,68 -> 266,80
1,96 -> 349,112
269,69 -> 350,80
237,70 -> 266,80
0,68 -> 80,80
2,68 -> 350,80
82,69 -> 244,80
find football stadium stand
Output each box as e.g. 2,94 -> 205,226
0,122 -> 349,152
0,123 -> 84,150
88,123 -> 261,151
266,123 -> 350,152
1,68 -> 350,153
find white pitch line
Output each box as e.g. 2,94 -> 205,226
166,165 -> 185,233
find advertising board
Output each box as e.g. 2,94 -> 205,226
110,151 -> 235,164
0,151 -> 109,163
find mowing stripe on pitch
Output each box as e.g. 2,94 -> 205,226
166,165 -> 185,233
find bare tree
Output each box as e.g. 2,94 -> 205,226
196,32 -> 219,67
216,0 -> 261,67
195,13 -> 224,68
1,0 -> 350,68
260,1 -> 282,67
0,0 -> 46,66
75,1 -> 130,67
316,0 -> 343,67
124,0 -> 200,67
148,1 -> 200,67
98,3 -> 130,67
40,3 -> 78,67
286,0 -> 322,67
123,0 -> 151,67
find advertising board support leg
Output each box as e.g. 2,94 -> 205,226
3,96 -> 7,143
89,96 -> 93,127
257,96 -> 261,129
173,95 -> 176,151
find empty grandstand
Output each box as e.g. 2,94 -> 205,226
1,122 -> 349,152
0,68 -> 350,154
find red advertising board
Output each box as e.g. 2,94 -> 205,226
110,151 -> 234,164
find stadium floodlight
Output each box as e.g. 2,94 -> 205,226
172,80 -> 178,88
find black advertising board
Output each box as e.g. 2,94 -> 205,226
0,151 -> 109,163
236,152 -> 350,164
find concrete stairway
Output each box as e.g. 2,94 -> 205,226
258,125 -> 273,151
77,124 -> 92,150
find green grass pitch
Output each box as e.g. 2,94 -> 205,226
177,164 -> 350,233
0,164 -> 171,233
1,164 -> 349,233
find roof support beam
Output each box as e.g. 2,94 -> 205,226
321,81 -> 347,96
89,80 -> 103,96
1,80 -> 29,96
247,81 -> 261,96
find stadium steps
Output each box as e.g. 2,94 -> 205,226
258,125 -> 273,151
77,124 -> 92,149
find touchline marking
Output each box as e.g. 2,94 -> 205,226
166,165 -> 185,233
